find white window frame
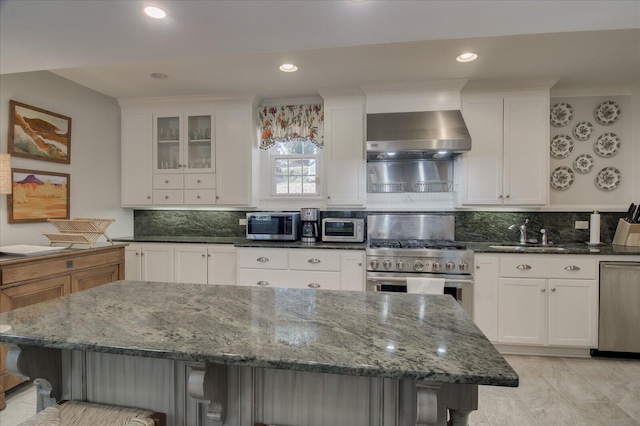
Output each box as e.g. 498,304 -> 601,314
265,140 -> 323,198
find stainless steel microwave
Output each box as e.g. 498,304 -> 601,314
321,218 -> 365,243
246,212 -> 300,241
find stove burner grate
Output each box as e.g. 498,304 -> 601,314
368,239 -> 466,250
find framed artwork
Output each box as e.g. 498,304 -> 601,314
7,168 -> 70,223
8,100 -> 72,164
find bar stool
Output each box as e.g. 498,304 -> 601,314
18,400 -> 166,426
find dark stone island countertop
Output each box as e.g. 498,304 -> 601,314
0,280 -> 517,387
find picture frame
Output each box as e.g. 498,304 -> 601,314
7,168 -> 70,223
8,100 -> 72,164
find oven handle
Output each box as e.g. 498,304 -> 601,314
367,276 -> 473,285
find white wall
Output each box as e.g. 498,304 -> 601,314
0,71 -> 132,245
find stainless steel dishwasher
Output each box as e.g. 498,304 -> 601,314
598,262 -> 640,354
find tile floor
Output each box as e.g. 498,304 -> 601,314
0,355 -> 639,425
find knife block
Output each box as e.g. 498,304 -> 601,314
612,219 -> 640,246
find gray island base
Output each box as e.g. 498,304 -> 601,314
0,281 -> 517,425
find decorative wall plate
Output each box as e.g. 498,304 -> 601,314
550,166 -> 575,191
573,154 -> 594,173
594,101 -> 621,125
594,132 -> 620,158
550,102 -> 574,127
550,134 -> 574,159
573,121 -> 594,141
595,167 -> 621,191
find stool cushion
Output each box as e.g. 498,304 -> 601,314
19,400 -> 156,426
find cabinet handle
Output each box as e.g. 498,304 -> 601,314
516,264 -> 532,270
308,258 -> 321,264
257,281 -> 269,286
541,288 -> 546,292
551,288 -> 556,292
257,257 -> 269,262
564,265 -> 581,271
308,283 -> 321,289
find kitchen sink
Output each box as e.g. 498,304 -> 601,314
488,244 -> 567,252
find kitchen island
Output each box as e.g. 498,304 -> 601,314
0,281 -> 517,425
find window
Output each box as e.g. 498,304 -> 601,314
272,139 -> 320,195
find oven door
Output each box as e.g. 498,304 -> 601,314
366,272 -> 473,317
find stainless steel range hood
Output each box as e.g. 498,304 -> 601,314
366,110 -> 471,161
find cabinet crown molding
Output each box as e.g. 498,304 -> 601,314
118,93 -> 258,108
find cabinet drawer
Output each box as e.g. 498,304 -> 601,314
237,269 -> 290,288
237,249 -> 288,270
289,250 -> 340,272
184,189 -> 216,204
153,174 -> 184,189
500,256 -> 596,279
153,190 -> 184,205
185,173 -> 215,189
287,270 -> 341,290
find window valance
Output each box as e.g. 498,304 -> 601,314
258,104 -> 324,150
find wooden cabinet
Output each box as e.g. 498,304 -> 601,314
495,255 -> 598,348
323,96 -> 366,207
125,244 -> 174,282
237,248 -> 365,291
119,96 -> 257,208
0,245 -> 125,409
459,91 -> 548,206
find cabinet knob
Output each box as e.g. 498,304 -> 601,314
516,264 -> 532,270
506,195 -> 510,199
358,262 -> 362,266
197,179 -> 201,183
308,258 -> 321,264
257,257 -> 269,262
202,254 -> 206,257
165,180 -> 169,183
564,265 -> 581,271
135,252 -> 140,256
498,195 -> 503,199
197,195 -> 201,199
551,288 -> 556,292
207,254 -> 211,257
165,195 -> 169,199
216,196 -> 220,200
140,252 -> 144,256
257,281 -> 269,286
147,196 -> 151,199
476,265 -> 480,269
308,283 -> 321,289
327,196 -> 331,200
541,288 -> 546,292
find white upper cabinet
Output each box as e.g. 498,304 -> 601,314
119,96 -> 257,207
121,112 -> 153,206
459,91 -> 549,206
323,97 -> 366,207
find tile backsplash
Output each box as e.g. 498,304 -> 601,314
135,210 -> 626,244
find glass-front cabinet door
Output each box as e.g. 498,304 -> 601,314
155,115 -> 182,172
185,114 -> 214,173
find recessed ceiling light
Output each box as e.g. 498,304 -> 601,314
150,73 -> 168,80
456,52 -> 478,63
144,5 -> 167,19
279,63 -> 298,73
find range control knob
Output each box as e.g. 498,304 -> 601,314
446,261 -> 455,271
432,262 -> 441,272
459,262 -> 468,271
396,260 -> 404,271
370,259 -> 380,270
383,259 -> 392,270
414,261 -> 424,271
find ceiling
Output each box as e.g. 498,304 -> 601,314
1,1 -> 639,101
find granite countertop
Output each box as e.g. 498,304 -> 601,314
465,242 -> 640,256
114,236 -> 366,250
0,280 -> 517,387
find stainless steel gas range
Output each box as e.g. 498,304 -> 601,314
366,214 -> 474,316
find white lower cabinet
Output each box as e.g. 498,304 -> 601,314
492,254 -> 598,348
473,253 -> 598,349
125,244 -> 174,282
173,244 -> 237,285
237,248 -> 365,291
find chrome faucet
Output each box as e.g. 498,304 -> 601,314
540,229 -> 548,245
508,219 -> 529,244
